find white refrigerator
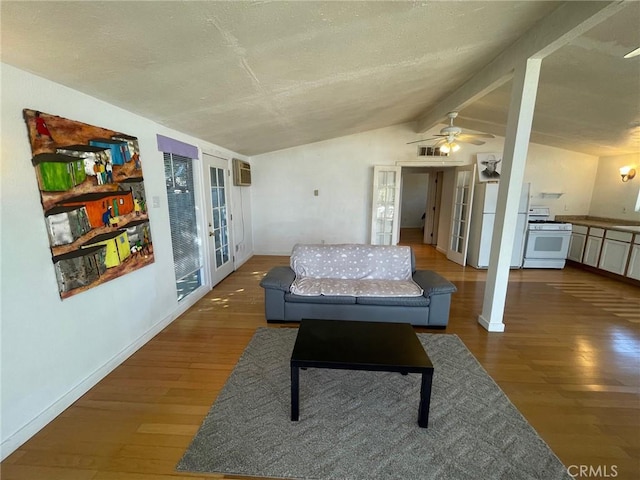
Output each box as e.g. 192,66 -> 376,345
467,182 -> 530,269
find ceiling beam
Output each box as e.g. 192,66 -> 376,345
414,0 -> 627,133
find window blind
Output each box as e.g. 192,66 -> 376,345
164,152 -> 202,293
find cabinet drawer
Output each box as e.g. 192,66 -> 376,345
605,230 -> 633,242
588,227 -> 605,238
572,225 -> 588,235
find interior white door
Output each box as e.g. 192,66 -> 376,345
203,153 -> 234,287
370,165 -> 402,245
423,171 -> 443,245
447,164 -> 476,265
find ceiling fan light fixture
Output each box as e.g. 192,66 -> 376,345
440,142 -> 460,154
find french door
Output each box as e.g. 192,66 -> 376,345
446,164 -> 476,265
203,154 -> 234,287
370,166 -> 402,245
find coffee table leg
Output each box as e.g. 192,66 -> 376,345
418,369 -> 433,428
291,364 -> 299,421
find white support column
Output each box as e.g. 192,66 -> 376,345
478,58 -> 541,333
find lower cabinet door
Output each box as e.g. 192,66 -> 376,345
598,239 -> 630,275
583,236 -> 602,267
567,233 -> 586,262
627,244 -> 640,280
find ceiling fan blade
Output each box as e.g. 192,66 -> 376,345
406,137 -> 438,145
457,133 -> 495,140
458,138 -> 486,146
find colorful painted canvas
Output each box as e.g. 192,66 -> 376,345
23,109 -> 153,299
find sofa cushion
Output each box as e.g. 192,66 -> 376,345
290,244 -> 423,297
291,277 -> 423,297
356,295 -> 430,307
284,293 -> 356,304
290,244 -> 414,281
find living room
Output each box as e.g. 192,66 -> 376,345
1,1 -> 639,478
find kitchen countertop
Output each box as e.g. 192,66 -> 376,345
555,215 -> 640,234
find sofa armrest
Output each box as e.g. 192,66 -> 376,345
412,270 -> 457,296
260,266 -> 295,292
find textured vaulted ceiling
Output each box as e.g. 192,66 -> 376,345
1,1 -> 639,157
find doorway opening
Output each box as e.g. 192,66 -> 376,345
399,167 -> 444,248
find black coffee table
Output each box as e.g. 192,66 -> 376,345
290,319 -> 434,428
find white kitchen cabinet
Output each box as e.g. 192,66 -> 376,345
598,230 -> 633,275
626,237 -> 640,281
583,228 -> 605,267
567,225 -> 588,262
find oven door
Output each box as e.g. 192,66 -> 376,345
524,230 -> 571,259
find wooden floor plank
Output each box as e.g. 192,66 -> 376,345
2,229 -> 639,479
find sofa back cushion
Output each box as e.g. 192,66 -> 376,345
289,244 -> 423,297
291,244 -> 414,281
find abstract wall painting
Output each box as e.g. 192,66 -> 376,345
23,109 -> 154,299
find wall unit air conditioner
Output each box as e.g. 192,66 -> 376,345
232,158 -> 251,186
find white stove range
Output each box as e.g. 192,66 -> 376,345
523,207 -> 572,268
528,220 -> 573,231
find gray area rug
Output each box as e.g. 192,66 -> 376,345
177,327 -> 570,480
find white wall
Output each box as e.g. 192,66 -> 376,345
0,64 -> 252,459
251,123 -> 601,254
251,124 -> 423,254
589,153 -> 640,221
401,173 -> 429,228
523,144 -> 599,218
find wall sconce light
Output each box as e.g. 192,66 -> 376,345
620,166 -> 636,182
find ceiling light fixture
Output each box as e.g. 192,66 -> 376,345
623,46 -> 640,59
440,142 -> 461,154
439,133 -> 461,154
620,166 -> 636,182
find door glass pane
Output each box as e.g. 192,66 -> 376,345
213,209 -> 220,229
220,206 -> 227,227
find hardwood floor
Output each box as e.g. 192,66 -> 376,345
3,230 -> 639,479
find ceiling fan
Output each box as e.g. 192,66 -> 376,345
407,111 -> 495,153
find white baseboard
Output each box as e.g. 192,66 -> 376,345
0,286 -> 209,461
234,251 -> 253,269
477,314 -> 506,332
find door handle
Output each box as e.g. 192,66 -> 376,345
209,231 -> 214,237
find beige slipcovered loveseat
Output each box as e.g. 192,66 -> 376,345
259,244 -> 457,328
